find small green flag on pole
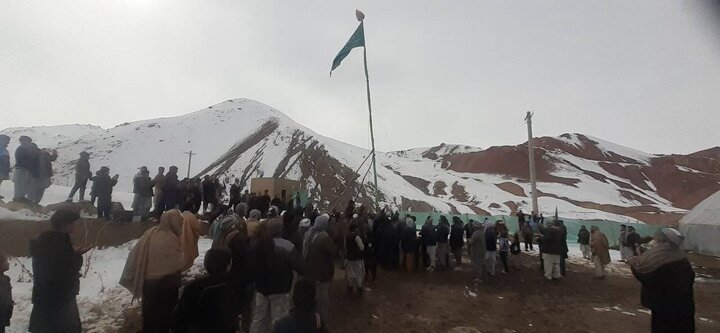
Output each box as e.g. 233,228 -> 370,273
330,11 -> 366,76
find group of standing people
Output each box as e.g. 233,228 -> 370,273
2,135 -> 58,205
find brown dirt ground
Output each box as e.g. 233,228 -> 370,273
2,216 -> 719,333
118,254 -> 720,333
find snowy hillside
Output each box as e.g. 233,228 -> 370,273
2,98 -> 719,224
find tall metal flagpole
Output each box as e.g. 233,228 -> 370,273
185,150 -> 196,179
359,14 -> 380,209
525,111 -> 538,215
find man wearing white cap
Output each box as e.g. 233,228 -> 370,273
629,228 -> 695,333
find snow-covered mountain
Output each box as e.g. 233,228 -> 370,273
3,98 -> 719,224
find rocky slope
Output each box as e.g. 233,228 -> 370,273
2,99 -> 718,224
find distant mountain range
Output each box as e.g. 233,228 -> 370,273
3,98 -> 719,224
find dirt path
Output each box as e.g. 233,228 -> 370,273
115,254 -> 720,333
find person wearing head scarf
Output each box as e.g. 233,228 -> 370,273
247,209 -> 262,239
629,228 -> 695,333
589,225 -> 610,279
120,209 -> 185,333
469,220 -> 486,282
292,218 -> 312,251
180,211 -> 202,270
303,215 -> 335,323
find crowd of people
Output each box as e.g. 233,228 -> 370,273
0,135 -> 58,204
0,134 -> 697,333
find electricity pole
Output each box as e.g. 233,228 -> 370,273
525,111 -> 539,215
184,150 -> 196,179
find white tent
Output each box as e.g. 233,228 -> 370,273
679,190 -> 720,257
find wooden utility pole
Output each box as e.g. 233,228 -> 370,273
184,150 -> 196,179
525,111 -> 539,215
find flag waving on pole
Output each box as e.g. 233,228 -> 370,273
330,10 -> 366,76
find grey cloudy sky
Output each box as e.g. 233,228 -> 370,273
1,0 -> 719,154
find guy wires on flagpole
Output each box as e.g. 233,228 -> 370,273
330,9 -> 380,209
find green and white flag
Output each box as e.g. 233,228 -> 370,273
330,10 -> 366,76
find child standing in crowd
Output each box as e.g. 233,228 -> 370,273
0,253 -> 13,333
510,233 -> 522,270
498,231 -> 511,274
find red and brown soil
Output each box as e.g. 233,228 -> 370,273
441,133 -> 720,225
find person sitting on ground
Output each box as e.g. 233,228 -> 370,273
173,247 -> 240,333
590,225 -> 610,280
29,209 -> 91,333
273,278 -> 329,333
629,228 -> 695,333
120,209 -> 185,333
0,252 -> 14,333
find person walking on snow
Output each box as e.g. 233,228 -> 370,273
12,136 -> 37,203
67,152 -> 91,202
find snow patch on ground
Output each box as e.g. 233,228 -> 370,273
5,238 -> 214,333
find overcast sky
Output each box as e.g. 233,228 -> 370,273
1,1 -> 719,154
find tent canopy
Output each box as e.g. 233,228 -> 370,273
679,190 -> 720,257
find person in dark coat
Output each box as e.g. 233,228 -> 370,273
303,215 -> 336,322
27,147 -> 57,204
450,216 -> 465,266
273,278 -> 329,333
0,253 -> 13,333
92,167 -> 118,220
132,167 -> 155,221
29,209 -> 91,333
67,152 -> 92,202
400,217 -> 417,273
202,176 -> 216,213
538,222 -> 564,280
173,247 -> 240,333
556,220 -> 569,276
163,166 -> 180,211
12,136 -> 38,203
221,215 -> 254,333
0,135 -> 11,201
229,179 -> 242,210
578,225 -> 591,260
630,228 -> 695,333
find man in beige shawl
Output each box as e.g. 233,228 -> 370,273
180,211 -> 202,270
590,225 -> 611,279
120,209 -> 185,333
